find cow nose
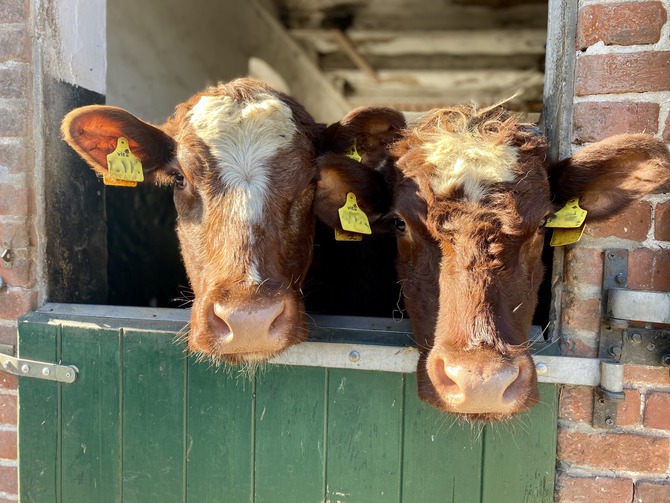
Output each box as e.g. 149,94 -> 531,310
430,352 -> 535,414
209,300 -> 287,353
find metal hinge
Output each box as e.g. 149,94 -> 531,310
0,344 -> 78,384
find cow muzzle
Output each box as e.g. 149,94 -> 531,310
424,346 -> 539,417
189,294 -> 305,362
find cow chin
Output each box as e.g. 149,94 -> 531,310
416,347 -> 540,423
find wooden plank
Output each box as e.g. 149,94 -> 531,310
325,369 -> 403,501
254,365 -> 326,502
122,329 -> 186,502
18,319 -> 60,503
60,325 -> 121,502
400,373 -> 483,503
291,29 -> 548,56
186,358 -> 254,502
481,384 -> 559,503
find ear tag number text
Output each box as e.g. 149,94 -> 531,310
106,137 -> 144,182
338,192 -> 372,235
345,140 -> 362,163
545,197 -> 587,228
334,227 -> 363,242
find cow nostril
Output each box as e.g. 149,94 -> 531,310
433,358 -> 463,399
210,303 -> 234,343
502,360 -> 527,404
268,301 -> 287,338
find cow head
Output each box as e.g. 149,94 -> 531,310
63,79 -> 326,364
388,106 -> 670,421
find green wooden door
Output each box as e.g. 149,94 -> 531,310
18,307 -> 558,503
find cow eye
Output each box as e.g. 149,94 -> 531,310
394,217 -> 406,233
172,172 -> 186,189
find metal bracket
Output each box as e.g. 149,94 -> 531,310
1,241 -> 12,268
0,344 -> 78,384
592,359 -> 625,429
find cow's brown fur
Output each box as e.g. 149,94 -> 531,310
389,105 -> 670,421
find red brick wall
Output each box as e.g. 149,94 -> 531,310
0,0 -> 35,500
556,1 -> 670,501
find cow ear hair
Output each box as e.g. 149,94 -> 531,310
61,105 -> 176,184
314,153 -> 394,233
548,134 -> 670,221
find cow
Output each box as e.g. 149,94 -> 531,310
62,78 -> 404,366
365,105 -> 670,422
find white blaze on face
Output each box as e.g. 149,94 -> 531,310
190,93 -> 298,224
190,93 -> 298,285
423,132 -> 518,200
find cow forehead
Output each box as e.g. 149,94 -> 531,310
188,92 -> 299,224
422,132 -> 519,201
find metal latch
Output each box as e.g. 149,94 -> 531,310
0,344 -> 78,384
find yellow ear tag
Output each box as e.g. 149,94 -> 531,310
551,224 -> 586,247
102,173 -> 137,187
334,227 -> 363,242
345,140 -> 362,163
338,192 -> 372,235
106,137 -> 144,182
545,197 -> 587,228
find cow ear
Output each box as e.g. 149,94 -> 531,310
322,106 -> 405,174
314,153 -> 394,232
61,105 -> 176,184
549,134 -> 670,220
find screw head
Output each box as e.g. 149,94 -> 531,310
21,364 -> 30,373
607,252 -> 616,260
42,367 -> 50,377
605,417 -> 614,426
349,350 -> 361,363
535,362 -> 548,375
661,354 -> 670,368
628,332 -> 642,343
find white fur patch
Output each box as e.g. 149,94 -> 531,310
190,93 -> 298,223
423,132 -> 518,200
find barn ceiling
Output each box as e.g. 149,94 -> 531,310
271,0 -> 547,113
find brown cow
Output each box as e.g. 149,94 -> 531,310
62,78 -> 403,365
383,105 -> 670,421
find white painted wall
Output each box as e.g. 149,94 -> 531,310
44,0 -> 107,94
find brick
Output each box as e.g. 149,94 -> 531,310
0,324 -> 15,346
0,289 -> 36,320
559,332 -> 598,358
0,430 -> 16,460
573,102 -> 659,144
644,392 -> 670,430
0,219 -> 32,249
0,67 -> 29,100
617,389 -> 641,426
625,364 -> 670,387
0,466 -> 16,496
577,2 -> 667,49
576,52 -> 670,96
664,113 -> 670,143
557,475 -> 633,503
0,141 -> 29,175
562,295 -> 602,335
628,248 -> 670,291
0,27 -> 29,63
635,480 -> 670,502
0,105 -> 28,137
564,247 -> 604,287
0,0 -> 28,23
559,386 -> 593,423
1,256 -> 35,288
0,371 -> 16,392
0,183 -> 28,216
655,200 -> 670,241
558,430 -> 670,472
0,394 -> 16,425
586,201 -> 652,241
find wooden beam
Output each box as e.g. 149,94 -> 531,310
291,29 -> 548,56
